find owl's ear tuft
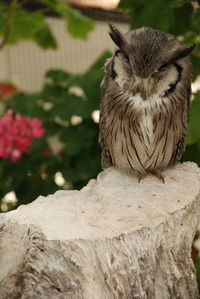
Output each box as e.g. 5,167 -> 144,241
109,24 -> 125,48
172,44 -> 195,62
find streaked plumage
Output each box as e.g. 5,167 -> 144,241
99,25 -> 194,182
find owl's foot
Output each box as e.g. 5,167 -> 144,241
150,170 -> 165,183
138,173 -> 147,183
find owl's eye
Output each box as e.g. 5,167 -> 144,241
115,49 -> 129,64
156,63 -> 168,73
123,54 -> 130,64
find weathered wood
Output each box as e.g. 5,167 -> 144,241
0,162 -> 200,299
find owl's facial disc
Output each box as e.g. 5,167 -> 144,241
109,25 -> 195,98
112,50 -> 182,98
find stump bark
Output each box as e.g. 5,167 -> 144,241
0,162 -> 200,299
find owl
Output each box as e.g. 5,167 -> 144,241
99,24 -> 194,182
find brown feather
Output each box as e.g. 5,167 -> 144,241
99,27 -> 193,175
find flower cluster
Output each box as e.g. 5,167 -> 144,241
0,110 -> 45,162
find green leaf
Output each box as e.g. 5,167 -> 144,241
169,0 -> 187,8
43,51 -> 111,120
64,5 -> 95,39
172,3 -> 193,35
119,0 -> 194,35
119,0 -> 187,10
40,0 -> 95,39
192,7 -> 200,33
187,92 -> 200,145
0,4 -> 57,49
7,11 -> 46,44
182,143 -> 200,166
34,25 -> 57,49
134,1 -> 171,31
118,0 -> 139,10
191,54 -> 200,81
0,0 -> 95,52
0,2 -> 18,40
46,69 -> 72,85
73,50 -> 111,95
6,92 -> 45,118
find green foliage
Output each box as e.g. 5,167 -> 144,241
119,0 -> 194,33
0,0 -> 94,50
41,0 -> 94,39
0,51 -> 111,210
187,92 -> 200,145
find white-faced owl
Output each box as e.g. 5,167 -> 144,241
99,24 -> 194,182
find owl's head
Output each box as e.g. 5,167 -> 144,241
108,24 -> 194,95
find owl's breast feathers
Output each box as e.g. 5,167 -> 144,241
99,49 -> 192,174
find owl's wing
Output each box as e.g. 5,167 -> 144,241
171,83 -> 191,163
172,135 -> 186,164
99,58 -> 113,169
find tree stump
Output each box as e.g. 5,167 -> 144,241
0,162 -> 200,299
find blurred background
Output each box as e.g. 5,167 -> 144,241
1,0 -> 200,213
0,0 -> 131,212
0,0 -> 200,289
0,1 -> 128,92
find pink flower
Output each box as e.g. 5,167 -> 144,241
32,128 -> 45,138
0,147 -> 7,158
32,118 -> 45,138
0,110 -> 45,162
10,149 -> 21,162
32,118 -> 42,128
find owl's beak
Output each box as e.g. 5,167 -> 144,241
137,83 -> 146,95
134,76 -> 149,97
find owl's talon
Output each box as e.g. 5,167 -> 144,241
150,170 -> 165,183
138,173 -> 147,183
